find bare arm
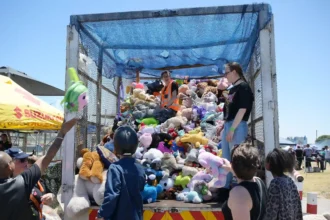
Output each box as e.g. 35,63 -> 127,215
35,118 -> 77,174
228,186 -> 252,220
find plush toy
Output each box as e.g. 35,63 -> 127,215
202,86 -> 218,96
66,169 -> 106,218
187,171 -> 213,190
184,191 -> 203,204
132,82 -> 145,90
137,117 -> 159,125
182,166 -> 199,177
174,173 -> 191,188
142,148 -> 164,164
139,133 -> 153,150
134,146 -> 144,160
157,142 -> 172,154
96,145 -> 118,169
61,67 -> 88,112
179,108 -> 193,121
79,148 -> 104,184
161,115 -> 188,131
198,148 -> 228,188
158,177 -> 176,200
149,133 -> 173,149
202,92 -> 218,103
161,153 -> 184,176
180,132 -> 208,148
193,180 -> 213,201
185,148 -> 199,163
141,174 -> 163,204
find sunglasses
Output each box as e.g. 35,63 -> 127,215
15,158 -> 28,163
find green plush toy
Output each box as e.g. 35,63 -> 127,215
136,117 -> 159,125
61,68 -> 88,112
174,173 -> 191,188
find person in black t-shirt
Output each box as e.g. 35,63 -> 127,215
0,134 -> 12,151
221,62 -> 254,190
0,118 -> 77,220
295,146 -> 304,170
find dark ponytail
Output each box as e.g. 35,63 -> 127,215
226,62 -> 247,82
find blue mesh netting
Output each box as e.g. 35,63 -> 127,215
72,4 -> 272,79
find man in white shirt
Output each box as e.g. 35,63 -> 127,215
324,146 -> 330,169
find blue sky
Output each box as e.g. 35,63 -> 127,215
1,0 -> 329,143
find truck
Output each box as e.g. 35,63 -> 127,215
61,3 -> 279,220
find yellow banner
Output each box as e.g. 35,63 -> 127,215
0,75 -> 64,130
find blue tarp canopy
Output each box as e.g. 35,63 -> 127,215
70,4 -> 272,79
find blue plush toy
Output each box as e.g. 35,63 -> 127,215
141,174 -> 163,204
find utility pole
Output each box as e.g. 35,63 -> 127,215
316,130 -> 318,141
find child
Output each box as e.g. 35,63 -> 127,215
264,148 -> 303,220
97,126 -> 146,220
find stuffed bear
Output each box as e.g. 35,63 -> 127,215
161,115 -> 188,131
79,149 -> 104,184
161,153 -> 184,177
66,168 -> 106,218
142,148 -> 164,164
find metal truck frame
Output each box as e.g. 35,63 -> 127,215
62,3 -> 278,219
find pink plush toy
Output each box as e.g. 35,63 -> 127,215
132,82 -> 144,89
139,133 -> 152,150
198,148 -> 228,188
217,77 -> 230,90
157,142 -> 172,154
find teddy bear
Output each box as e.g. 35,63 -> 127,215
180,132 -> 209,148
182,166 -> 199,177
202,91 -> 218,103
179,108 -> 193,121
65,155 -> 107,219
160,115 -> 188,131
161,152 -> 184,177
158,177 -> 176,200
79,148 -> 104,184
198,148 -> 229,188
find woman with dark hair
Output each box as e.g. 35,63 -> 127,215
222,142 -> 266,220
264,148 -> 303,220
221,62 -> 254,189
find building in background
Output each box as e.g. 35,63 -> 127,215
286,136 -> 308,145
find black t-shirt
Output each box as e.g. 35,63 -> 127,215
295,149 -> 303,158
225,82 -> 254,122
0,164 -> 41,220
0,141 -> 12,151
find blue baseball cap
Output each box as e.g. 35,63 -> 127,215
5,148 -> 30,159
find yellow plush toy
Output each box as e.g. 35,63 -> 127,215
180,132 -> 208,148
79,148 -> 104,184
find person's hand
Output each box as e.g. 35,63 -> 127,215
222,158 -> 232,173
226,130 -> 234,142
59,118 -> 78,136
41,193 -> 54,205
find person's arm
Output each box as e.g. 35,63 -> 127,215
228,186 -> 252,220
264,181 -> 280,220
97,165 -> 122,219
35,118 -> 77,174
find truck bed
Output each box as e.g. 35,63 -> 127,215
143,200 -> 222,211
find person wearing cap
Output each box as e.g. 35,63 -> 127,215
5,147 -> 31,178
0,133 -> 12,151
96,126 -> 146,220
0,118 -> 77,220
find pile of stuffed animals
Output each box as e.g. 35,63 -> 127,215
65,77 -> 233,218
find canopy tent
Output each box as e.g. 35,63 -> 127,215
0,66 -> 65,96
0,75 -> 64,130
71,4 -> 272,79
314,139 -> 330,150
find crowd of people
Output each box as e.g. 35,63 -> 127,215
288,144 -> 330,172
0,62 -> 308,220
